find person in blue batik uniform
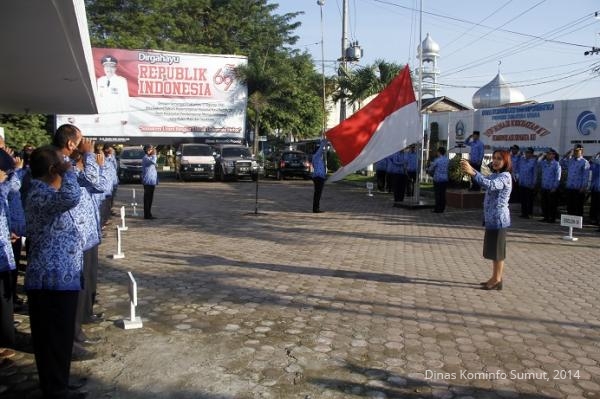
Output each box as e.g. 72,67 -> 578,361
509,145 -> 521,203
560,144 -> 590,217
589,152 -> 600,231
517,147 -> 537,219
538,149 -> 561,223
142,145 -> 158,219
0,168 -> 17,350
461,150 -> 512,291
24,145 -> 82,399
405,144 -> 418,197
464,131 -> 485,191
426,147 -> 449,213
311,139 -> 327,213
374,157 -> 388,192
390,150 -> 408,205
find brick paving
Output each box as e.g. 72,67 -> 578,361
2,177 -> 599,398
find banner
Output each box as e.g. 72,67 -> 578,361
476,102 -> 561,153
57,48 -> 248,143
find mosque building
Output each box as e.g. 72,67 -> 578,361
415,34 -> 600,156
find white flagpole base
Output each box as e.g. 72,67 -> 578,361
562,236 -> 578,241
123,316 -> 143,330
112,253 -> 125,259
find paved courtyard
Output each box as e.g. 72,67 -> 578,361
2,177 -> 600,398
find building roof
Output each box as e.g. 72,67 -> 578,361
0,0 -> 97,114
421,96 -> 472,113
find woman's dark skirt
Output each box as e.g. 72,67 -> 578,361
483,228 -> 506,261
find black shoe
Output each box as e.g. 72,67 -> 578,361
75,332 -> 101,346
66,391 -> 89,399
313,210 -> 323,213
432,210 -> 443,213
68,376 -> 88,389
83,313 -> 105,324
144,216 -> 157,220
71,345 -> 96,362
481,281 -> 503,291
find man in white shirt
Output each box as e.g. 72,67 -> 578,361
96,55 -> 130,128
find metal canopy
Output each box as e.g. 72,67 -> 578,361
0,0 -> 97,114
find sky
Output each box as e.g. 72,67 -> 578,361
273,0 -> 600,108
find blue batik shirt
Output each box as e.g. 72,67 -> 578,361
427,156 -> 449,183
518,157 -> 537,189
473,171 -> 512,229
590,158 -> 600,192
405,151 -> 418,172
561,156 -> 590,190
142,154 -> 158,185
72,153 -> 103,251
312,141 -> 327,179
389,151 -> 407,174
385,154 -> 395,173
24,171 -> 82,291
465,137 -> 484,164
538,159 -> 561,191
375,158 -> 387,172
511,154 -> 521,180
7,171 -> 25,237
0,179 -> 16,273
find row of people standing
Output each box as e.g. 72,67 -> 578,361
1,124 -> 119,398
374,145 -> 419,205
510,144 -> 598,227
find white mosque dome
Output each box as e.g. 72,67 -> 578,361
472,72 -> 526,109
417,33 -> 440,60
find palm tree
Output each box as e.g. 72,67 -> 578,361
332,59 -> 406,111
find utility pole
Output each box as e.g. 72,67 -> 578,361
339,0 -> 349,123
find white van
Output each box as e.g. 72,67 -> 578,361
175,143 -> 216,181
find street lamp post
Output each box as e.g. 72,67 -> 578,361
318,0 -> 326,137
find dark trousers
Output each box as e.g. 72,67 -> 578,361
469,162 -> 481,191
11,237 -> 24,304
590,191 -> 600,223
390,173 -> 407,202
28,290 -> 78,399
143,184 -> 155,218
541,189 -> 558,222
375,170 -> 386,192
433,181 -> 447,212
520,186 -> 535,217
86,245 -> 99,318
566,189 -> 584,216
406,171 -> 417,196
0,271 -> 15,347
510,179 -> 520,203
312,177 -> 325,212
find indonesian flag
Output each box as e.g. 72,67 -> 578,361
326,65 -> 421,182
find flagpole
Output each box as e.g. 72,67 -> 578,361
414,0 -> 424,205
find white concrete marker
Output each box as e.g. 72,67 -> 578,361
111,226 -> 126,259
131,188 -> 139,217
366,182 -> 374,197
561,214 -> 582,241
119,206 -> 128,231
122,272 -> 143,329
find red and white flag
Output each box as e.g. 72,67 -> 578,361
326,65 -> 421,182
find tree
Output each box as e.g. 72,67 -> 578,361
332,59 -> 406,109
0,114 -> 52,151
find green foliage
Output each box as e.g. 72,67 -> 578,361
327,150 -> 341,172
448,154 -> 469,188
0,114 -> 52,150
332,60 -> 406,108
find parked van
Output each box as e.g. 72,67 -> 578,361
175,143 -> 216,181
118,146 -> 145,183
